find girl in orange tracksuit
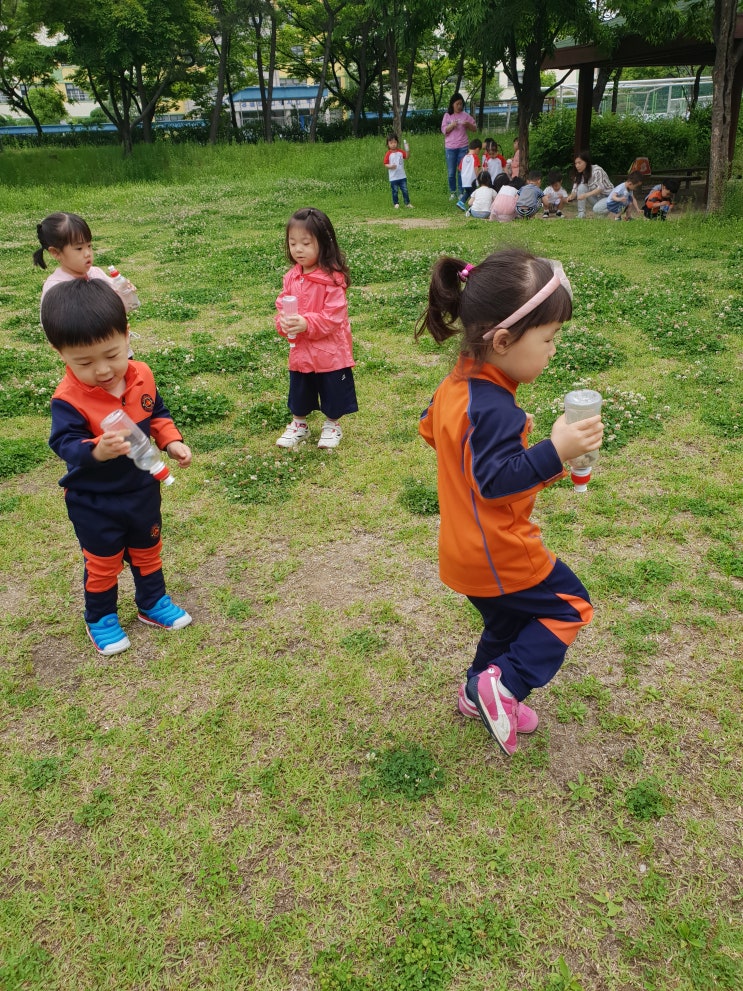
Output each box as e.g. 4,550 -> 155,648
417,248 -> 604,756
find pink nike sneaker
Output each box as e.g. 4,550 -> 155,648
464,665 -> 520,755
458,683 -> 538,734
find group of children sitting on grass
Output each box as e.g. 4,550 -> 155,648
383,132 -> 679,222
458,152 -> 679,222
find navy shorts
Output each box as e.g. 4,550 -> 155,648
288,367 -> 358,420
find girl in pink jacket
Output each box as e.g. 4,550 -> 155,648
275,208 -> 357,449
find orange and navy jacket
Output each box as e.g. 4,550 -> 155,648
49,360 -> 183,493
644,186 -> 673,213
419,356 -> 566,597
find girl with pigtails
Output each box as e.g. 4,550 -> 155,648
417,248 -> 604,756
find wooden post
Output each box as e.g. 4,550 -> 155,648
729,51 -> 743,164
574,65 -> 594,154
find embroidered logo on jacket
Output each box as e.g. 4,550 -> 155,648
141,394 -> 155,412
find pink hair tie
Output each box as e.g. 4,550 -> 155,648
458,263 -> 475,282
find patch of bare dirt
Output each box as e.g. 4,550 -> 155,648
365,216 -> 450,229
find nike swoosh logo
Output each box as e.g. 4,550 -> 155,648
490,672 -> 512,740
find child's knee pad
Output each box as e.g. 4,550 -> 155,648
83,548 -> 125,592
128,540 -> 163,577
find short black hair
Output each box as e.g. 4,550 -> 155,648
386,132 -> 399,143
547,169 -> 562,184
41,279 -> 127,350
528,169 -> 542,181
663,178 -> 680,194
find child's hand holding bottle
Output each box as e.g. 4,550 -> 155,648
549,412 -> 604,465
279,295 -> 307,345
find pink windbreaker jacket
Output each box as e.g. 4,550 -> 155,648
275,264 -> 354,373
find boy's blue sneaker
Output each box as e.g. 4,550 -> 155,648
138,594 -> 192,630
456,199 -> 467,211
87,614 -> 131,656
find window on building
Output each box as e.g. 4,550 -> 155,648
65,83 -> 89,102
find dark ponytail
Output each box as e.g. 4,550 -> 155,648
416,248 -> 572,367
34,212 -> 93,269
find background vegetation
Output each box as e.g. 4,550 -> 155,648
0,136 -> 741,990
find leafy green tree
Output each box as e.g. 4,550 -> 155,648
206,0 -> 250,142
30,0 -> 209,154
0,0 -> 60,135
27,78 -> 66,121
459,1 -> 597,173
280,0 -> 349,142
294,2 -> 386,135
409,39 -> 456,110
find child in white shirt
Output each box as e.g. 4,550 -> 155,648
542,170 -> 568,218
384,133 -> 412,209
456,139 -> 482,210
467,173 -> 497,218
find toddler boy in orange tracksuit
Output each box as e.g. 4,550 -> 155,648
41,278 -> 192,656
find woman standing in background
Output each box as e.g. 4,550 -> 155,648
441,92 -> 477,200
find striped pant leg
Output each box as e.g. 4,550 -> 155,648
467,559 -> 593,700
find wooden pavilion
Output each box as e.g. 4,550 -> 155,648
542,15 -> 743,166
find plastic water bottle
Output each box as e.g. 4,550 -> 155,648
100,409 -> 174,485
564,389 -> 603,492
282,295 -> 298,347
107,266 -> 140,313
403,140 -> 409,152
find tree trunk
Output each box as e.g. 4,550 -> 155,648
477,60 -> 487,131
402,44 -> 416,126
351,23 -> 370,137
386,31 -> 402,137
453,53 -> 464,94
209,30 -> 230,145
611,68 -> 622,114
135,66 -> 154,144
225,65 -> 239,137
708,0 -> 741,212
592,66 -> 611,113
310,10 -> 335,143
689,63 -> 705,113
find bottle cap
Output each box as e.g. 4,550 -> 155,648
152,464 -> 174,484
108,266 -> 120,277
570,466 -> 592,492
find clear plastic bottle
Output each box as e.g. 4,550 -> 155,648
282,294 -> 298,347
107,266 -> 141,313
100,409 -> 174,485
564,389 -> 603,492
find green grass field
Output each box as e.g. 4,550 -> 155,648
0,135 -> 742,991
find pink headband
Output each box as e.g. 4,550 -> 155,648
482,260 -> 571,341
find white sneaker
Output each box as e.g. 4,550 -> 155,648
276,422 -> 309,447
394,203 -> 400,209
317,421 -> 342,449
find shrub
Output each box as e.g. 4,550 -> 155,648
531,107 -> 712,177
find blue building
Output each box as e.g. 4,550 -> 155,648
229,85 -> 328,127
